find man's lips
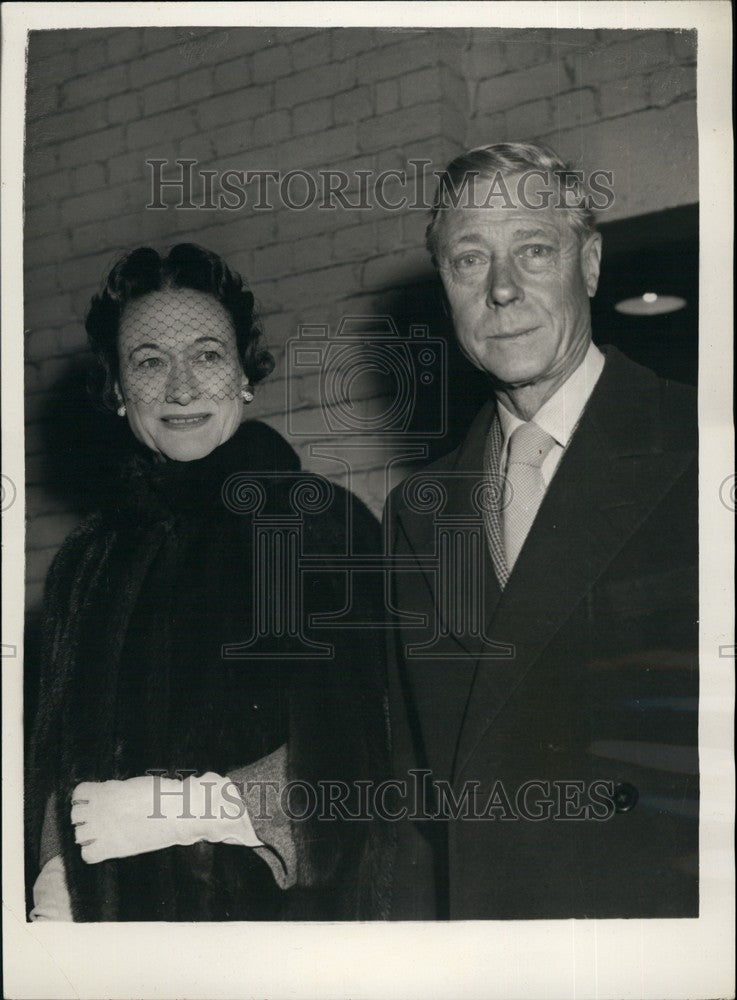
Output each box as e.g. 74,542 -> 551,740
160,413 -> 212,428
492,326 -> 539,340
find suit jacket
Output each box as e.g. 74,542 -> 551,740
386,346 -> 698,919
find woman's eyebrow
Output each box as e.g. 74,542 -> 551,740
128,342 -> 164,359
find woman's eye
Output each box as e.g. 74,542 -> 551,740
197,350 -> 223,363
138,357 -> 165,370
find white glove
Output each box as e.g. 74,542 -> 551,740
30,855 -> 73,921
70,773 -> 262,864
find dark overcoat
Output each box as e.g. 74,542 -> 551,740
386,346 -> 699,919
27,421 -> 391,921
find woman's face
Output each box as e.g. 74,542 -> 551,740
116,287 -> 246,462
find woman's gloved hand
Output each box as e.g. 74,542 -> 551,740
70,773 -> 262,864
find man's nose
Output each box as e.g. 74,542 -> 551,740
486,259 -> 523,307
165,361 -> 200,404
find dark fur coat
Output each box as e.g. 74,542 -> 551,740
27,421 -> 392,921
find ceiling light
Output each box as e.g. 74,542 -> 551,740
615,293 -> 687,316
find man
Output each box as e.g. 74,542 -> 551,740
386,142 -> 698,919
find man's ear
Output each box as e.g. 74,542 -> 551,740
581,232 -> 602,298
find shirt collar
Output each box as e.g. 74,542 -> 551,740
496,341 -> 605,448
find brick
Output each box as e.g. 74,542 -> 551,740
28,513 -> 82,550
28,29 -> 70,60
252,45 -> 292,83
62,64 -> 128,109
461,36 -> 507,80
360,246 -> 428,290
71,220 -> 107,257
649,65 -> 696,107
503,31 -> 552,70
141,27 -> 192,53
136,45 -> 191,87
507,98 -> 552,139
74,35 -> 111,75
127,107 -> 198,150
26,85 -> 60,121
278,125 -> 357,171
465,110 -> 507,149
52,100 -> 108,140
108,150 -> 148,186
24,169 -> 70,209
108,92 -> 141,125
26,326 -> 62,362
376,79 -> 399,114
332,223 -> 376,262
599,75 -> 649,118
58,126 -> 125,167
255,242 -> 296,280
179,67 -> 215,107
292,98 -> 332,136
24,232 -> 72,269
197,87 -> 271,129
358,103 -> 448,152
107,29 -> 143,64
71,162 -> 107,194
334,86 -> 373,124
278,263 -> 359,308
477,61 -> 567,114
26,146 -> 59,178
25,202 -> 61,240
275,61 -> 357,108
27,49 -> 75,89
400,66 -> 444,107
25,547 -> 58,584
331,28 -> 377,60
292,234 -> 330,272
671,30 -> 697,63
572,32 -> 671,86
253,110 -> 291,146
25,294 -> 74,331
213,58 -> 251,94
554,88 -> 597,129
143,79 -> 178,117
291,32 -> 330,71
356,34 -> 438,84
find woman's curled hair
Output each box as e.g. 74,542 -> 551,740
86,243 -> 274,411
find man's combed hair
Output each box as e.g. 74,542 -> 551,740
426,141 -> 598,262
86,243 -> 275,412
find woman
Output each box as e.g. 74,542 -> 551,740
26,244 -> 390,921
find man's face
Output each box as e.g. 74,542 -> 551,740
434,172 -> 602,395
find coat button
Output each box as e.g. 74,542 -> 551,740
612,782 -> 638,813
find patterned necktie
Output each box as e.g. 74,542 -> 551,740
502,421 -> 556,571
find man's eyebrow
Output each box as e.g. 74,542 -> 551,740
511,227 -> 558,240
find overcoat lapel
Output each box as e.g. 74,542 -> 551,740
453,347 -> 696,783
394,398 -> 504,661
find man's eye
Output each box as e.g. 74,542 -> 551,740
519,244 -> 554,259
454,253 -> 485,269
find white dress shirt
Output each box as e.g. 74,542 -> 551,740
497,341 -> 605,489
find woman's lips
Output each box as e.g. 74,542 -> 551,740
160,413 -> 212,429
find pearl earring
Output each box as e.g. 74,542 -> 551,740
116,404 -> 127,417
240,386 -> 254,403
